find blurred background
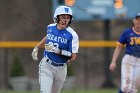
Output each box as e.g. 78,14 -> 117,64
0,0 -> 140,93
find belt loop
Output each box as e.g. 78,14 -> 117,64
46,59 -> 49,62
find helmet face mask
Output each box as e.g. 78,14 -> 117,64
54,6 -> 73,25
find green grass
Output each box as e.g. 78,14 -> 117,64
62,88 -> 118,93
0,89 -> 140,93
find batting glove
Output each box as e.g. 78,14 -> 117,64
53,47 -> 60,54
45,43 -> 60,54
45,43 -> 55,52
31,46 -> 39,61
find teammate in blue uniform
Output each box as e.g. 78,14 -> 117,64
110,13 -> 140,93
31,6 -> 79,93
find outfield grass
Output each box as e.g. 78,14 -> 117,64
0,89 -> 140,93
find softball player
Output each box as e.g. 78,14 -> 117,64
31,6 -> 79,93
110,13 -> 140,93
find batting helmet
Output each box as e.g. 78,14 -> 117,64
135,12 -> 140,19
53,6 -> 73,25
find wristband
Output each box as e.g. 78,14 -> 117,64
61,50 -> 72,57
35,46 -> 39,50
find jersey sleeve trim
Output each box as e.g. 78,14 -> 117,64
117,41 -> 125,46
48,23 -> 56,27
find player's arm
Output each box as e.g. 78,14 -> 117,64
68,31 -> 79,62
109,44 -> 124,72
110,29 -> 127,72
55,49 -> 76,62
69,53 -> 76,62
31,36 -> 46,61
36,36 -> 46,48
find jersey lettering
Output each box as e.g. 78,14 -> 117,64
130,37 -> 140,45
47,34 -> 68,44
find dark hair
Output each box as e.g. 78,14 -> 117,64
135,16 -> 140,19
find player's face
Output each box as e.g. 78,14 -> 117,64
133,17 -> 140,32
57,14 -> 71,29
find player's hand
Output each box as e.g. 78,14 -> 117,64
31,46 -> 39,61
45,43 -> 60,54
53,47 -> 61,54
109,62 -> 116,72
45,43 -> 54,52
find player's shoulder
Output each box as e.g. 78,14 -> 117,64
47,23 -> 56,28
122,28 -> 132,34
125,28 -> 132,32
45,23 -> 56,33
66,27 -> 78,38
125,28 -> 132,31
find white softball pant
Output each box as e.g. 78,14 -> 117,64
121,54 -> 140,93
39,57 -> 67,93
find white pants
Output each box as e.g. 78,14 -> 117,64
39,57 -> 67,93
121,54 -> 140,93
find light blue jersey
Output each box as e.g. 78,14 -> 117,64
44,23 -> 79,63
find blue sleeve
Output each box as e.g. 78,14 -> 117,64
118,30 -> 128,45
45,26 -> 48,33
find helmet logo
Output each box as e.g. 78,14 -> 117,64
64,8 -> 69,13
